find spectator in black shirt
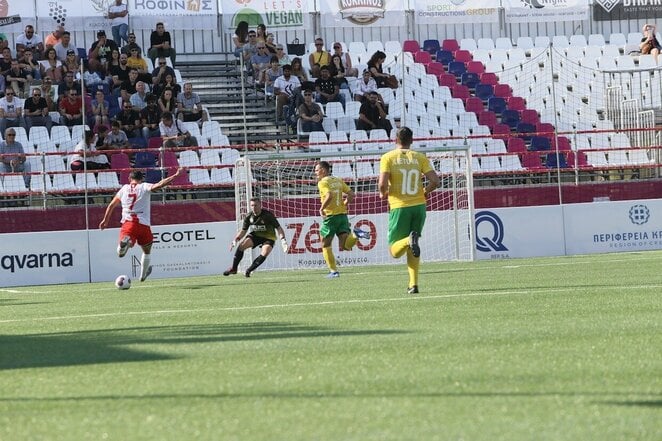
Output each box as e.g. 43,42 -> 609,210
23,87 -> 52,132
148,22 -> 176,66
110,52 -> 130,95
356,91 -> 392,133
151,56 -> 175,88
120,68 -> 139,104
121,32 -> 142,56
89,30 -> 118,74
141,93 -> 162,139
315,66 -> 345,108
58,71 -> 80,103
114,100 -> 141,138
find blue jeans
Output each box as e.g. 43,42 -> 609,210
112,24 -> 129,47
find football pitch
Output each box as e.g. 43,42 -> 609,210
1,252 -> 660,441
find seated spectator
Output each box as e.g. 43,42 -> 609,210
148,22 -> 176,66
315,66 -> 345,107
40,77 -> 57,111
110,52 -> 130,96
121,32 -> 142,56
298,90 -> 324,132
290,57 -> 308,83
354,69 -> 377,102
58,71 -> 81,102
141,94 -> 162,138
262,56 -> 282,94
130,81 -> 149,111
90,90 -> 110,130
309,38 -> 331,78
159,111 -> 196,147
151,56 -> 175,89
61,49 -> 79,76
0,47 -> 12,76
83,63 -> 111,93
251,43 -> 272,84
367,50 -> 397,89
152,72 -> 180,99
158,87 -> 176,114
0,128 -> 30,186
176,82 -> 206,123
54,31 -> 77,62
89,30 -> 118,74
69,129 -> 110,171
40,48 -> 63,82
6,59 -> 32,98
241,30 -> 258,74
103,120 -> 129,150
114,100 -> 141,137
0,87 -> 24,134
120,68 -> 139,104
23,87 -> 52,132
356,91 -> 392,133
126,46 -> 152,83
265,33 -> 277,54
273,64 -> 301,121
332,42 -> 358,77
18,48 -> 40,81
59,88 -> 83,127
641,23 -> 661,62
275,44 -> 290,66
329,54 -> 349,89
15,25 -> 44,60
44,25 -> 65,51
95,124 -> 109,147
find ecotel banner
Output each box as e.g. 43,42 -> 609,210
503,0 -> 589,23
414,0 -> 499,24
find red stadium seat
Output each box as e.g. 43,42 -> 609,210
520,109 -> 540,125
465,97 -> 484,114
426,62 -> 445,76
466,61 -> 485,74
438,73 -> 457,88
402,40 -> 420,53
453,50 -> 473,63
441,39 -> 459,52
414,50 -> 432,64
507,137 -> 527,153
479,72 -> 498,85
478,111 -> 497,129
507,96 -> 527,111
493,84 -> 513,98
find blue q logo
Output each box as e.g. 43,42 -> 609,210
629,204 -> 650,225
475,211 -> 508,252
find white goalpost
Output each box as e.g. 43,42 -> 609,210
234,145 -> 476,272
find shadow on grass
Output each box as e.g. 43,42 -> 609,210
0,299 -> 49,306
0,322 -> 405,371
599,400 -> 662,408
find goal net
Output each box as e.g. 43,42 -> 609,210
233,145 -> 475,272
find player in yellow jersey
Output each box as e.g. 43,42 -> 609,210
378,127 -> 440,294
315,160 -> 370,278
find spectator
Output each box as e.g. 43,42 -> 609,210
354,69 -> 377,102
233,21 -> 249,58
251,43 -> 272,85
6,59 -> 33,98
40,77 -> 57,111
298,90 -> 324,132
120,68 -> 139,104
176,82 -> 206,123
15,25 -> 44,60
158,88 -> 176,113
641,23 -> 661,62
61,49 -> 79,76
69,130 -> 110,171
127,47 -> 152,83
54,31 -> 77,62
18,48 -> 40,81
110,52 -> 130,95
367,50 -> 397,88
95,125 -> 109,147
40,47 -> 62,82
309,38 -> 331,78
0,128 -> 30,187
290,57 -> 308,83
273,64 -> 301,121
356,91 -> 392,133
265,33 -> 277,54
130,81 -> 148,111
275,44 -> 291,66
0,47 -> 13,76
59,88 -> 83,127
114,100 -> 141,137
0,87 -> 23,136
121,32 -> 142,56
153,72 -> 180,99
262,56 -> 282,95
151,56 -> 175,89
108,0 -> 129,47
103,120 -> 129,150
89,30 -> 118,74
108,48 -> 121,71
331,42 -> 358,77
44,25 -> 64,51
141,94 -> 161,139
148,22 -> 176,66
315,66 -> 345,108
256,24 -> 267,44
23,87 -> 52,132
83,62 -> 111,93
241,30 -> 258,73
90,90 -> 110,130
58,71 -> 81,102
329,54 -> 349,89
159,111 -> 197,148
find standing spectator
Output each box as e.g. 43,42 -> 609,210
0,87 -> 24,134
232,21 -> 249,58
40,47 -> 62,82
273,64 -> 301,121
54,31 -> 77,62
332,42 -> 358,77
6,59 -> 33,98
69,129 -> 110,171
298,90 -> 324,132
23,87 -> 52,132
309,38 -> 330,78
121,32 -> 142,56
59,88 -> 83,127
159,111 -> 196,147
103,120 -> 130,150
357,91 -> 392,133
141,94 -> 162,139
15,25 -> 44,59
354,69 -> 377,102
148,22 -> 176,66
176,82 -> 206,123
315,66 -> 345,108
90,90 -> 110,130
89,30 -> 118,74
114,100 -> 141,138
130,81 -> 148,111
378,127 -> 440,294
44,25 -> 64,51
0,128 -> 30,187
99,168 -> 184,282
108,0 -> 129,47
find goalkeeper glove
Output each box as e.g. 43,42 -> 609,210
280,237 -> 288,253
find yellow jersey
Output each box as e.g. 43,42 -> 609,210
379,148 -> 434,209
318,176 -> 350,216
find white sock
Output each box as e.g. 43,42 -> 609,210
140,253 -> 151,279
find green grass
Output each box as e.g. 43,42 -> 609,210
1,252 -> 661,441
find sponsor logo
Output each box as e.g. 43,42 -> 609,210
339,0 -> 386,25
153,229 -> 216,243
594,0 -> 619,13
629,204 -> 650,225
1,252 -> 73,273
520,0 -> 570,8
450,0 -> 466,5
475,211 -> 508,252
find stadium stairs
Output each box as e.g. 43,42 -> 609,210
176,53 -> 291,148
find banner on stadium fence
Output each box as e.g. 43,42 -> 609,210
319,0 -> 407,28
413,0 -> 498,24
219,0 -> 309,32
503,0 -> 589,23
593,0 -> 662,21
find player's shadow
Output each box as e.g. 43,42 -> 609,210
0,322 -> 406,371
0,299 -> 50,306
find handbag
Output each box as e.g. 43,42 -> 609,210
287,38 -> 306,56
383,75 -> 399,89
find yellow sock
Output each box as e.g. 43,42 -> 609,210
322,247 -> 337,272
407,249 -> 420,287
343,233 -> 357,251
389,237 -> 409,258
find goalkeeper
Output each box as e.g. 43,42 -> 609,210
315,160 -> 370,279
223,197 -> 288,278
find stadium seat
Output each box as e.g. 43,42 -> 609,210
459,38 -> 477,51
475,84 -> 494,101
520,109 -> 540,125
507,96 -> 527,111
553,136 -> 572,151
521,152 -> 544,170
422,39 -> 440,55
493,84 -> 513,98
453,50 -> 472,63
147,136 -> 163,149
500,109 -> 520,127
435,50 -> 453,66
200,149 -> 221,166
465,97 -> 484,114
491,123 -> 511,139
507,137 -> 527,153
384,40 -> 402,54
426,62 -> 445,76
477,38 -> 495,50
566,150 -> 588,167
438,73 -> 457,88
487,97 -> 507,115
516,122 -> 536,141
402,40 -> 420,53
414,50 -> 432,64
210,167 -> 233,184
135,151 -> 157,168
466,61 -> 485,75
188,169 -> 211,185
451,85 -> 470,101
441,39 -> 460,52
461,72 -> 480,89
96,171 -> 121,189
448,61 -> 466,78
530,136 -> 551,151
546,152 -> 568,168
178,150 -> 200,167
478,110 -> 497,129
